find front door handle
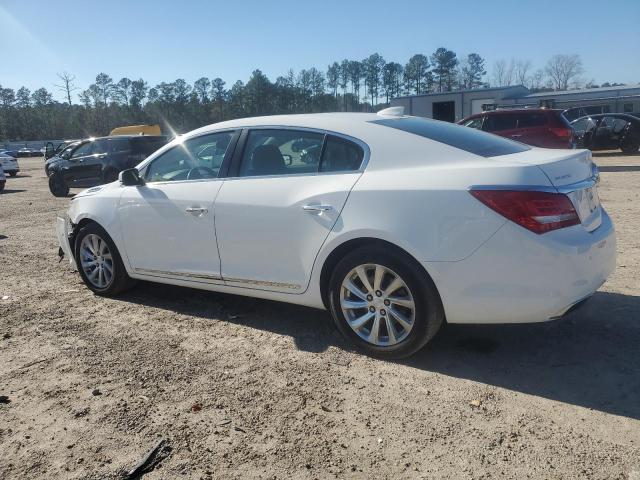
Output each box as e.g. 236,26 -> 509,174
186,207 -> 208,216
302,204 -> 333,212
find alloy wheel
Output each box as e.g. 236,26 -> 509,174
79,234 -> 114,289
340,263 -> 416,346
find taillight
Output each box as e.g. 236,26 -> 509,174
549,126 -> 573,140
470,190 -> 580,234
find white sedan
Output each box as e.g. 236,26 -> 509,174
0,153 -> 19,177
56,109 -> 615,358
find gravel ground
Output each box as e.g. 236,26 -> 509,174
1,153 -> 639,480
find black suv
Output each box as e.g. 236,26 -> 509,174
46,135 -> 168,197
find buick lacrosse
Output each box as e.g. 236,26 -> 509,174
56,108 -> 615,358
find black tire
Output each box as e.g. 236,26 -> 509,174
328,245 -> 444,359
73,222 -> 136,296
620,140 -> 639,154
8,171 -> 17,177
103,168 -> 119,184
48,173 -> 69,197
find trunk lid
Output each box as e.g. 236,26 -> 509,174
494,148 -> 601,232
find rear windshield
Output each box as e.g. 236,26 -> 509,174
130,136 -> 168,155
370,117 -> 530,157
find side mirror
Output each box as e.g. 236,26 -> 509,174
119,168 -> 144,186
45,142 -> 55,159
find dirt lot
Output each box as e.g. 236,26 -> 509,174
1,153 -> 639,479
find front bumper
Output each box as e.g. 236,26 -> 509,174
425,209 -> 616,324
56,216 -> 76,269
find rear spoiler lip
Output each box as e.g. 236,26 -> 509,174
468,170 -> 599,195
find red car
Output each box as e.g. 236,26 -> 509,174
458,109 -> 575,149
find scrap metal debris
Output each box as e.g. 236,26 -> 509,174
125,438 -> 172,479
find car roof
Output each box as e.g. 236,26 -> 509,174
571,113 -> 639,123
191,112 -> 380,134
484,108 -> 560,115
141,112 -> 533,173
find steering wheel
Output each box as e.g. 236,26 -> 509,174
186,166 -> 217,180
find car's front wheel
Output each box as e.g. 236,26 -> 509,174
48,173 -> 69,197
74,222 -> 136,296
328,246 -> 444,359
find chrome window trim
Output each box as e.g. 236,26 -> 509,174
137,125 -> 370,180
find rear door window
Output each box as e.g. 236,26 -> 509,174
484,114 -> 518,132
611,118 -> 630,134
517,113 -> 547,128
237,129 -> 324,177
370,117 -> 529,157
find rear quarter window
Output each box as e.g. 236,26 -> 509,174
484,114 -> 518,131
370,117 -> 530,157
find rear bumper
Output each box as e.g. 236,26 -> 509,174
425,209 -> 616,324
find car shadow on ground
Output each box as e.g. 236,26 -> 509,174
120,284 -> 640,420
0,189 -> 26,194
592,151 -> 632,158
597,165 -> 640,172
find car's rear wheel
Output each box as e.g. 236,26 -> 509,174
48,173 -> 69,197
328,246 -> 444,359
74,222 -> 136,296
621,139 -> 640,154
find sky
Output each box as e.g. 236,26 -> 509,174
1,0 -> 639,102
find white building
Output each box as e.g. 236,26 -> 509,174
391,84 -> 640,122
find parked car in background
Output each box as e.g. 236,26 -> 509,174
17,147 -> 43,157
571,114 -> 640,154
44,139 -> 81,160
562,105 -> 611,122
459,109 -> 575,149
0,150 -> 19,158
56,111 -> 614,358
0,152 -> 20,176
0,165 -> 5,192
46,135 -> 168,196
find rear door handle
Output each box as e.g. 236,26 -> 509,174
186,207 -> 208,216
302,204 -> 333,212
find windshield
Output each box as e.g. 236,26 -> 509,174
60,142 -> 81,159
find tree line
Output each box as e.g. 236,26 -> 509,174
0,50 -> 602,141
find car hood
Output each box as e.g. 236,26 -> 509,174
46,155 -> 63,166
73,180 -> 120,199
